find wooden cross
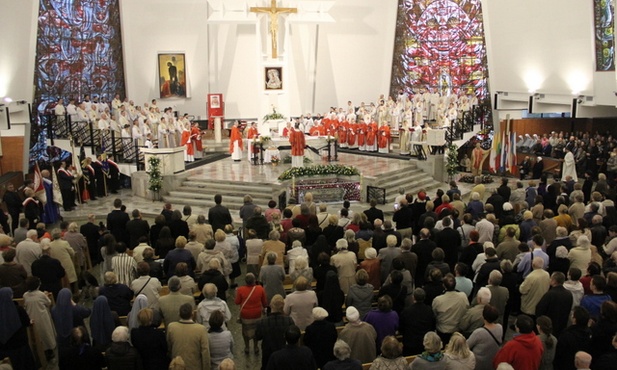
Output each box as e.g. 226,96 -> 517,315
250,0 -> 297,58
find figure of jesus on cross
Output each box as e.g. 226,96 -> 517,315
250,0 -> 297,58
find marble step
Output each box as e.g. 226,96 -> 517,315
180,181 -> 276,195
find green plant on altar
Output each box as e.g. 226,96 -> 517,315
147,156 -> 163,193
278,164 -> 360,181
446,144 -> 459,180
263,106 -> 285,121
259,136 -> 272,144
281,155 -> 312,164
271,155 -> 280,164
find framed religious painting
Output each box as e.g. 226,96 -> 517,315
265,67 -> 283,90
158,53 -> 187,98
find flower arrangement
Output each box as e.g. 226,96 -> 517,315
263,106 -> 285,121
260,136 -> 272,144
446,144 -> 459,180
278,164 -> 360,181
147,156 -> 163,199
271,155 -> 280,164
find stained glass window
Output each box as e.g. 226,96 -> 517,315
390,0 -> 488,101
594,0 -> 615,71
31,0 -> 125,163
34,0 -> 126,113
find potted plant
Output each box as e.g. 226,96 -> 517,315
271,155 -> 280,166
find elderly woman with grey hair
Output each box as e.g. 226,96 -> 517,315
322,339 -> 362,370
331,238 -> 358,294
105,326 -> 143,370
290,256 -> 313,290
64,222 -> 89,271
258,252 -> 286,301
410,331 -> 447,369
196,283 -> 232,330
287,240 -> 309,274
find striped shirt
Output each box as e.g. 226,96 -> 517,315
112,253 -> 137,285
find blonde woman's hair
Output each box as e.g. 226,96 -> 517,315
445,332 -> 472,359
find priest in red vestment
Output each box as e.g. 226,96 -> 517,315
338,120 -> 348,148
378,125 -> 391,153
181,122 -> 195,162
366,122 -> 377,152
289,124 -> 306,167
229,121 -> 243,161
246,121 -> 259,161
191,122 -> 203,159
347,121 -> 358,149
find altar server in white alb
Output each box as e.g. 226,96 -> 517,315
562,147 -> 578,182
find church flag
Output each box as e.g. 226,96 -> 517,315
33,162 -> 47,205
489,127 -> 501,173
500,129 -> 507,172
508,130 -> 517,174
51,164 -> 63,206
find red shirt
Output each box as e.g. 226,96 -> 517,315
235,285 -> 267,319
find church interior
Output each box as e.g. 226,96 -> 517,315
1,0 -> 617,369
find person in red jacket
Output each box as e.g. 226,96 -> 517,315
493,314 -> 543,370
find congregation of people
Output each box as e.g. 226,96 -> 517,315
4,166 -> 617,370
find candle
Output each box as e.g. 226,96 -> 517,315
292,175 -> 295,196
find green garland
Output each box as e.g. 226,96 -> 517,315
148,156 -> 163,192
278,164 -> 360,181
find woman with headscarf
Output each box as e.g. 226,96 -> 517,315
52,288 -> 92,348
0,287 -> 36,369
23,276 -> 57,363
90,295 -> 117,351
303,307 -> 337,369
127,294 -> 148,332
313,252 -> 338,294
318,270 -> 345,325
131,308 -> 169,370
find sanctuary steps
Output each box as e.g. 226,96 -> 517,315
163,160 -> 445,212
164,178 -> 279,211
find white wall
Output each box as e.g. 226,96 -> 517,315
0,0 -> 38,102
121,0 -> 398,118
482,0 -> 617,112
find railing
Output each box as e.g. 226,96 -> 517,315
445,103 -> 493,146
366,185 -> 386,205
40,113 -> 141,167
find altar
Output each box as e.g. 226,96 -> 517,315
141,147 -> 185,175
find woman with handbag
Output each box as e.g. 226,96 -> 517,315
234,273 -> 267,354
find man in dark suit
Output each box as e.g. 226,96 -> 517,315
265,325 -> 316,370
125,209 -> 150,248
31,244 -> 66,299
246,207 -> 271,240
208,194 -> 232,233
2,183 -> 22,234
80,214 -> 102,265
535,271 -> 574,337
434,216 -> 462,270
363,199 -> 384,225
392,198 -> 414,241
411,228 -> 437,287
106,199 -> 130,245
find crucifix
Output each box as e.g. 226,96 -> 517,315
250,0 -> 297,58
